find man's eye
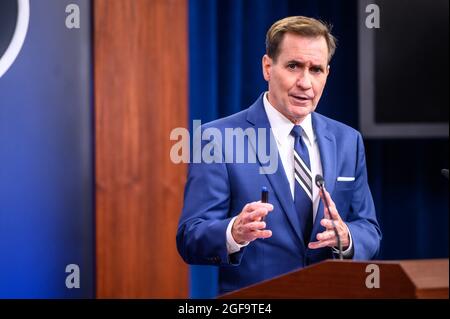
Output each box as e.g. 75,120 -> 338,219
287,63 -> 297,70
311,67 -> 323,74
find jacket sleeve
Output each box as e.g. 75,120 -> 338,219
176,133 -> 246,266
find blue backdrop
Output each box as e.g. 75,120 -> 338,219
189,0 -> 448,298
0,0 -> 93,298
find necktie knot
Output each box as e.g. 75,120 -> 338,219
291,125 -> 303,139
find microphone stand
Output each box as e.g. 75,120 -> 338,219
318,184 -> 343,260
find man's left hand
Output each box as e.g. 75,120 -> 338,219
308,189 -> 350,250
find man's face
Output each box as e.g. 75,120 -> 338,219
262,33 -> 330,124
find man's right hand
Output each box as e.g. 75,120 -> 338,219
231,201 -> 273,244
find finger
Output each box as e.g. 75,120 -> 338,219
246,207 -> 270,222
318,188 -> 325,200
316,230 -> 335,241
252,229 -> 272,239
243,203 -> 273,220
319,219 -> 348,242
239,203 -> 260,223
323,189 -> 341,221
245,221 -> 266,231
242,202 -> 257,214
324,205 -> 331,221
249,202 -> 274,211
320,218 -> 334,229
308,238 -> 337,249
319,190 -> 332,220
320,218 -> 343,232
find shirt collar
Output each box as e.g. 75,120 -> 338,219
263,92 -> 314,146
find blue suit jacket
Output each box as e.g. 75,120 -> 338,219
177,94 -> 381,294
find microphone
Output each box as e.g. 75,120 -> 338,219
442,169 -> 449,179
315,175 -> 343,260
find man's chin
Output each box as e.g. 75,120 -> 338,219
289,106 -> 313,117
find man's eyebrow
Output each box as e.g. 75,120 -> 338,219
286,60 -> 326,69
286,59 -> 304,65
311,64 -> 325,70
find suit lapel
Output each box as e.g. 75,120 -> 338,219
310,112 -> 337,239
246,95 -> 304,247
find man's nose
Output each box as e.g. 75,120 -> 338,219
296,71 -> 312,90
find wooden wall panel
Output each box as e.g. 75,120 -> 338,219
94,0 -> 188,298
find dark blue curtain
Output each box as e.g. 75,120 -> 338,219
189,0 -> 448,298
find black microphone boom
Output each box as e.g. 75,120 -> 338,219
315,174 -> 343,260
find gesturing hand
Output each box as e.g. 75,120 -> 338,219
308,189 -> 350,250
231,201 -> 273,244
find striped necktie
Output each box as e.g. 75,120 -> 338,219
291,125 -> 313,245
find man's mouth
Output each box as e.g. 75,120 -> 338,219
290,94 -> 313,103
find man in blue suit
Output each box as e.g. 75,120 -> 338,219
177,16 -> 381,295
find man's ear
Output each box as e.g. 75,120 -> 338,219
262,54 -> 272,81
326,64 -> 330,76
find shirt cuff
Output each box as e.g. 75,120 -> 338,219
226,216 -> 250,254
332,223 -> 353,258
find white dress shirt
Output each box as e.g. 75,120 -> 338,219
226,92 -> 352,256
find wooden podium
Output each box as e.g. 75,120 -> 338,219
220,259 -> 449,299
